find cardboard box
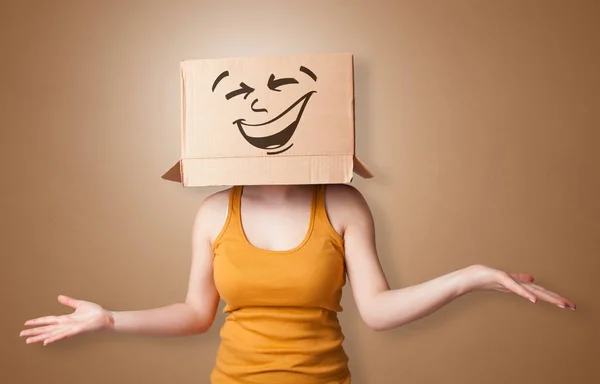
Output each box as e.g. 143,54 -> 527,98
162,53 -> 374,186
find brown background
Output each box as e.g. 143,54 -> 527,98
1,1 -> 598,383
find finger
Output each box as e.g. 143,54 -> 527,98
24,316 -> 60,327
510,273 -> 534,283
20,325 -> 56,337
58,295 -> 82,309
500,275 -> 537,303
525,283 -> 576,309
26,328 -> 63,344
522,285 -> 571,308
526,283 -> 567,301
44,328 -> 78,346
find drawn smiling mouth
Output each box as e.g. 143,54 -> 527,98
232,91 -> 316,155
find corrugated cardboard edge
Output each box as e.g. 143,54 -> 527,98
350,55 -> 375,179
162,155 -> 353,187
180,63 -> 187,160
161,64 -> 187,184
161,155 -> 373,185
349,55 -> 374,180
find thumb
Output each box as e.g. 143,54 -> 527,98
57,295 -> 82,309
510,273 -> 534,283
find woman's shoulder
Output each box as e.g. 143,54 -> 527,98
324,184 -> 369,208
193,188 -> 232,242
198,187 -> 231,213
323,184 -> 373,232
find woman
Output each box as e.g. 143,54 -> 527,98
20,184 -> 575,383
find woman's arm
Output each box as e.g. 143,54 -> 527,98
335,186 -> 576,332
20,190 -> 228,345
108,193 -> 222,336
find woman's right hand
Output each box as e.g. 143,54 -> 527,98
20,295 -> 113,346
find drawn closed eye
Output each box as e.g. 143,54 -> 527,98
267,74 -> 299,92
225,82 -> 255,100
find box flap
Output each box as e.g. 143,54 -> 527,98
353,155 -> 374,179
161,160 -> 183,182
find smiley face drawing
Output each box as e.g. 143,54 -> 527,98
211,66 -> 318,155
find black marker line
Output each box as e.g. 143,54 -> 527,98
299,66 -> 317,82
212,70 -> 229,92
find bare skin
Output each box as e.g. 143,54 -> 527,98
20,184 -> 576,345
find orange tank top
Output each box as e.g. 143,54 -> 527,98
211,185 -> 351,384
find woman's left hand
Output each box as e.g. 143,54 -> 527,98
464,264 -> 576,310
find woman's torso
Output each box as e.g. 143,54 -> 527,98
211,185 -> 351,384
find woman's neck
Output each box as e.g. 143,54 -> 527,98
242,184 -> 309,202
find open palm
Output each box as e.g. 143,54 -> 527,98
470,265 -> 576,310
20,295 -> 112,345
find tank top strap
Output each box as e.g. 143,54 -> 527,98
312,184 -> 345,244
229,185 -> 241,214
313,185 -> 329,226
228,186 -> 244,229
213,186 -> 244,248
313,184 -> 326,219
